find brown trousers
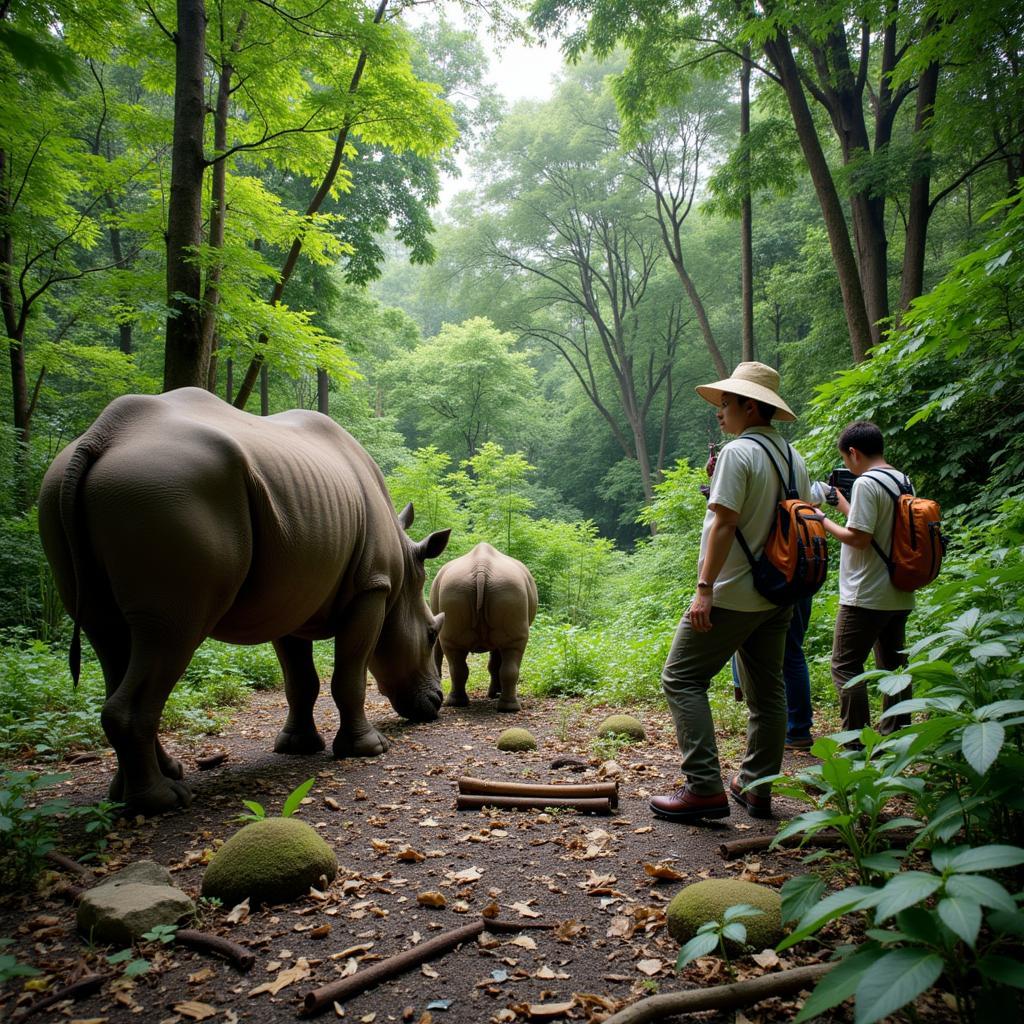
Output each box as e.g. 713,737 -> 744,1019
830,604 -> 912,735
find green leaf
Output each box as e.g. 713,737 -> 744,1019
969,641 -> 1011,661
723,904 -> 764,923
987,909 -> 1024,937
949,845 -> 1024,873
792,945 -> 885,1024
676,930 -> 719,969
859,850 -> 907,873
936,897 -> 981,947
721,922 -> 747,944
872,872 -> 943,923
106,949 -> 134,964
961,721 -> 1005,775
124,958 -> 151,978
946,874 -> 1016,912
976,699 -> 1024,720
977,955 -> 1024,989
281,777 -> 316,818
778,886 -> 878,951
241,800 -> 265,820
780,874 -> 826,925
853,949 -> 943,1024
895,907 -> 941,944
878,672 -> 914,696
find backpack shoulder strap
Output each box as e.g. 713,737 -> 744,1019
737,434 -> 798,500
861,469 -> 911,570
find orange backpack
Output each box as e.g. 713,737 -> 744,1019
865,469 -> 945,591
734,436 -> 829,605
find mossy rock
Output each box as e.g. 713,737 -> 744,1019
667,879 -> 783,951
596,715 -> 646,741
497,728 -> 537,751
201,817 -> 337,907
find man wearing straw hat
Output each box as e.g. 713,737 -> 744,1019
650,362 -> 812,823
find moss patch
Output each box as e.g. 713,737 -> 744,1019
596,715 -> 646,740
667,878 -> 783,951
201,817 -> 337,907
497,728 -> 537,751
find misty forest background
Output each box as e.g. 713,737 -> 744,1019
2,0 -> 1024,752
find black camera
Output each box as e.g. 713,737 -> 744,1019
827,467 -> 857,500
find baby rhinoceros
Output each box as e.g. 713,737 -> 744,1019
430,543 -> 538,712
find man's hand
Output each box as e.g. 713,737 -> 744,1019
688,590 -> 713,632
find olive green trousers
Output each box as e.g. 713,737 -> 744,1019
661,604 -> 793,798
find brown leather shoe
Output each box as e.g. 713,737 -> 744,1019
729,775 -> 773,819
650,786 -> 729,823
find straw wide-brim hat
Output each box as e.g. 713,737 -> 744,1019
696,361 -> 796,421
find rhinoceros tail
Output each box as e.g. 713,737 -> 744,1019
475,566 -> 486,620
58,432 -> 106,688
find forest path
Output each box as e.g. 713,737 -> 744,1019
1,687 -> 826,1024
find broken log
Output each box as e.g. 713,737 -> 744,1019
176,929 -> 255,972
197,751 -> 229,770
456,794 -> 612,814
11,972 -> 106,1021
719,829 -> 917,860
600,961 -> 835,1023
44,850 -> 91,877
458,775 -> 618,808
301,917 -> 552,1016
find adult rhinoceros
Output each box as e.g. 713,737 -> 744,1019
429,542 -> 538,712
38,388 -> 450,816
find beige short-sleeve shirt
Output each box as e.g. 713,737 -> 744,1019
840,469 -> 915,611
699,427 -> 812,612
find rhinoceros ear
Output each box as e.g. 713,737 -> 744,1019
397,502 -> 414,530
417,528 -> 451,561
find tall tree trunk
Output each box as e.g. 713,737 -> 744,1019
233,0 -> 389,410
260,363 -> 268,416
900,59 -> 940,311
163,0 -> 209,392
739,43 -> 754,362
763,32 -> 873,362
317,369 -> 329,414
203,11 -> 247,393
102,208 -> 133,354
225,357 -> 233,403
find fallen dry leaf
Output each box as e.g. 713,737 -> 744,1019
451,866 -> 483,882
519,1000 -> 576,1019
397,846 -> 426,863
174,1001 -> 218,1021
510,901 -> 542,918
417,891 -> 446,908
752,949 -> 780,969
421,963 -> 439,979
247,957 -> 311,997
636,959 -> 664,976
643,862 -> 686,881
481,900 -> 500,918
324,796 -> 341,811
509,934 -> 537,950
225,897 -> 250,924
187,967 -> 216,984
310,924 -> 332,939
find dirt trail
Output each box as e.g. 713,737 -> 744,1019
1,688 -> 825,1024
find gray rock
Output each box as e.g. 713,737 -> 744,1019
95,859 -> 174,889
77,882 -> 195,946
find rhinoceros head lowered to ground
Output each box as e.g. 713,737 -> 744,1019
370,502 -> 449,723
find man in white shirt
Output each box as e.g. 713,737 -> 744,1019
650,362 -> 812,824
820,420 -> 914,735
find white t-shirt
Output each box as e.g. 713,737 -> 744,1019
840,469 -> 915,611
699,427 -> 812,612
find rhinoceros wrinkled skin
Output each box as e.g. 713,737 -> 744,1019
429,542 -> 538,712
38,388 -> 450,816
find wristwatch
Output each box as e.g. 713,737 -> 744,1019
697,580 -> 712,591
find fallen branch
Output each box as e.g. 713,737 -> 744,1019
458,776 -> 618,808
719,829 -> 917,860
600,961 -> 835,1023
44,850 -> 91,877
52,881 -> 86,903
11,972 -> 106,1022
456,794 -> 612,814
196,751 -> 229,770
300,917 -> 552,1016
176,929 -> 255,972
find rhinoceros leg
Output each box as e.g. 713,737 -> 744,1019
101,627 -> 195,816
86,620 -> 184,803
273,635 -> 327,755
331,590 -> 390,758
443,647 -> 470,707
495,647 -> 524,712
487,650 -> 502,698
